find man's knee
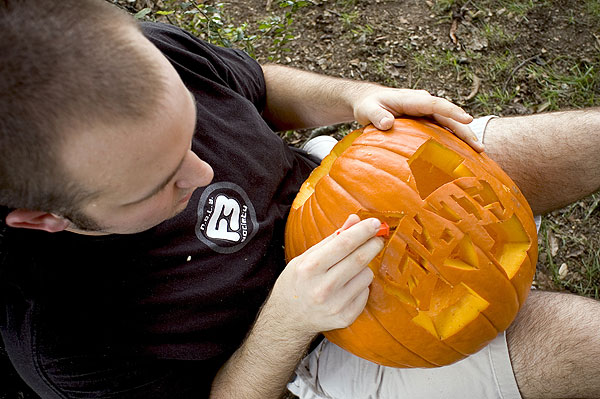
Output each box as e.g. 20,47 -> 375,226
507,290 -> 600,398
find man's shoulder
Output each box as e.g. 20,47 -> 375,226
137,21 -> 247,67
139,21 -> 183,37
139,21 -> 194,47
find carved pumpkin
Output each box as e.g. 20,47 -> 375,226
284,118 -> 538,368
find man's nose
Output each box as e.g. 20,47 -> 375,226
175,151 -> 214,189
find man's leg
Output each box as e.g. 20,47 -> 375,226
483,109 -> 600,398
506,290 -> 600,398
482,108 -> 600,215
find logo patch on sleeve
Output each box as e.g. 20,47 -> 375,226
195,182 -> 259,254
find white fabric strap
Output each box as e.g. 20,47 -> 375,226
468,115 -> 499,144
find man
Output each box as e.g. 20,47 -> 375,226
0,1 -> 597,399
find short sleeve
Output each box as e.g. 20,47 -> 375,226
140,22 -> 266,113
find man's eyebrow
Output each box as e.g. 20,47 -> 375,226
124,154 -> 187,206
189,89 -> 198,128
124,89 -> 197,207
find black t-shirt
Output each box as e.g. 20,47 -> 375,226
0,22 -> 317,398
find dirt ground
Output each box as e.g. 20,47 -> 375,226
2,1 -> 599,398
217,0 -> 600,296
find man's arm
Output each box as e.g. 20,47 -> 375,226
209,68 -> 489,398
261,63 -> 484,152
210,215 -> 383,398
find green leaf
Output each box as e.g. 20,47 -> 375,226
134,8 -> 152,19
156,10 -> 175,16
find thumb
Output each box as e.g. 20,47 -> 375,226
355,102 -> 395,130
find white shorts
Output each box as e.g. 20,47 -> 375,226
288,332 -> 521,399
289,116 -> 541,399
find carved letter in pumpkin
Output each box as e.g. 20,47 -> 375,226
284,118 -> 538,368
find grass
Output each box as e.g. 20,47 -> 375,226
480,22 -> 516,46
587,0 -> 600,18
572,251 -> 600,299
427,0 -> 600,117
526,60 -> 599,111
433,0 -> 547,19
339,10 -> 359,28
540,219 -> 600,299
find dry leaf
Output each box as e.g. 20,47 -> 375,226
465,75 -> 481,100
558,263 -> 568,279
548,230 -> 559,256
449,19 -> 459,46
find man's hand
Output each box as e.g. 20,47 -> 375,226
270,214 -> 384,334
210,215 -> 384,398
262,64 -> 484,152
353,86 -> 484,152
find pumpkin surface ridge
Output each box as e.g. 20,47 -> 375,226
332,319 -> 416,368
304,197 -> 322,239
322,173 -> 367,210
487,255 -> 525,305
362,304 -> 440,366
336,154 -> 418,198
358,131 -> 428,157
316,176 -> 363,211
305,195 -> 327,246
307,195 -> 332,238
350,140 -> 417,159
311,197 -> 337,235
478,310 -> 501,334
313,176 -> 363,228
354,302 -> 441,367
365,291 -> 464,365
329,166 -> 422,214
296,202 -> 310,251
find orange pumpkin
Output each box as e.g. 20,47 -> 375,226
284,118 -> 538,368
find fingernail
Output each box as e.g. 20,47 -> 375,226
380,117 -> 393,127
371,218 -> 381,229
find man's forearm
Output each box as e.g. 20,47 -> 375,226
261,63 -> 381,131
210,295 -> 316,399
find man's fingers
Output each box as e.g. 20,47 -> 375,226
325,236 -> 383,287
303,217 -> 381,273
355,101 -> 395,130
339,214 -> 361,231
299,214 -> 361,259
337,286 -> 371,328
433,114 -> 485,152
393,92 -> 473,124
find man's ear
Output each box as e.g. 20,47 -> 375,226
5,209 -> 70,233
